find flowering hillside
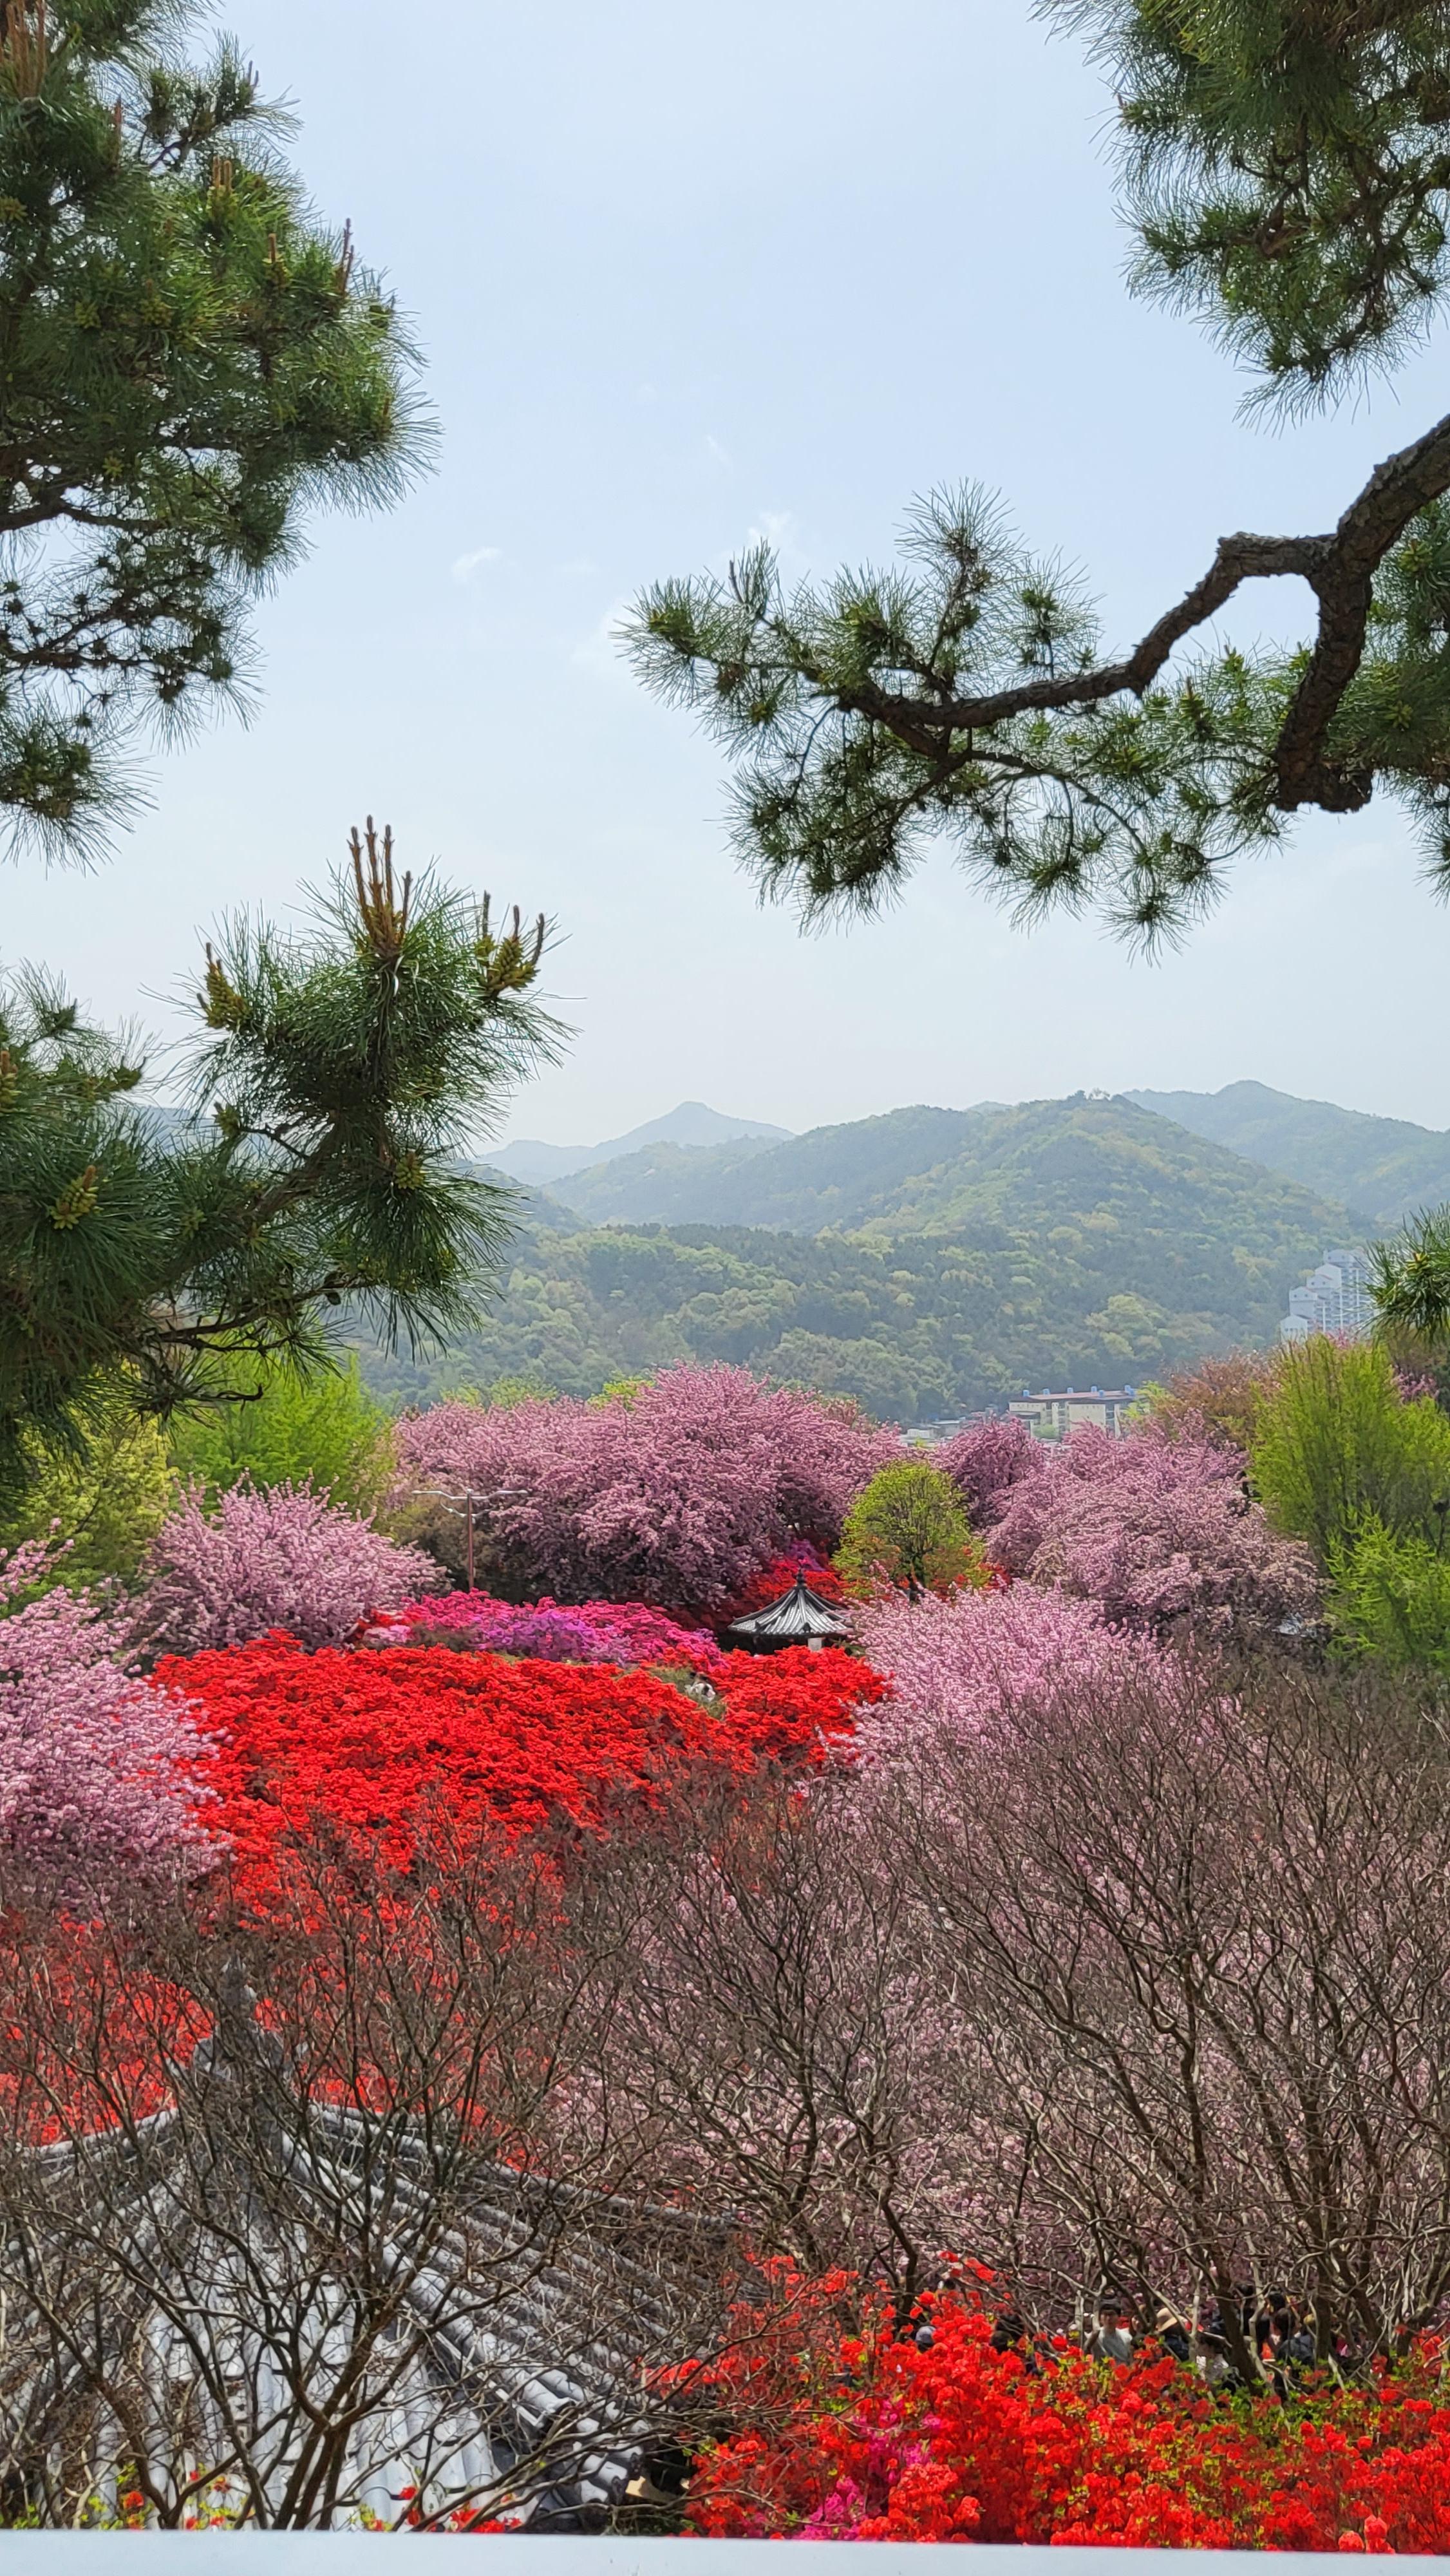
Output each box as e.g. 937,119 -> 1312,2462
13,1341 -> 1450,2537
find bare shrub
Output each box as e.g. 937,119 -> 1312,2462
0,1843 -> 741,2529
880,1654 -> 1450,2368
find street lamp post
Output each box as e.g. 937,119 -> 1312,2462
413,1485 -> 527,1591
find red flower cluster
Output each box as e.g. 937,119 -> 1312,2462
171,1638 -> 881,1894
686,2277 -> 1450,2550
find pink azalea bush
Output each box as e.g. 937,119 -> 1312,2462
0,1540 -> 213,1885
941,1423 -> 1317,1636
390,1365 -> 900,1615
138,1481 -> 438,1656
852,1580 -> 1151,1765
372,1589 -> 724,1671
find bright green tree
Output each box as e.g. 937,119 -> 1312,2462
834,1458 -> 985,1599
1326,1519 -> 1450,1676
0,1385 -> 172,1584
0,824 -> 558,1486
626,3 -> 1450,944
167,1352 -> 390,1515
0,0 -> 426,860
1250,1335 -> 1450,1567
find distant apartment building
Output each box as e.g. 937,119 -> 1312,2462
1008,1387 -> 1138,1443
1280,1247 -> 1375,1343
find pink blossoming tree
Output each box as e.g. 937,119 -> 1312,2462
390,1366 -> 900,1615
981,1425 -> 1317,1634
139,1482 -> 438,1656
0,1540 -> 213,1886
936,1414 -> 1044,1529
852,1581 -> 1153,1768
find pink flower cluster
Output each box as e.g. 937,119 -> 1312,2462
138,1482 -> 439,1656
0,1540 -> 213,1887
390,1365 -> 899,1615
941,1419 -> 1316,1634
852,1580 -> 1150,1765
375,1589 -> 724,1672
936,1413 -> 1043,1526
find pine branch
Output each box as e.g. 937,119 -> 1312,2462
800,410 -> 1450,817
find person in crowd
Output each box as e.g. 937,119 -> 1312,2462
1091,2297 -> 1136,2364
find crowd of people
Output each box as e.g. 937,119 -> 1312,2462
901,2287 -> 1366,2393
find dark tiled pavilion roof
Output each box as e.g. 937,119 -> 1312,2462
725,1572 -> 851,1644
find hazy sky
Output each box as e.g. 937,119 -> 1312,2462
8,0 -> 1450,1144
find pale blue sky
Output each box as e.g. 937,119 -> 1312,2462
8,0 -> 1450,1140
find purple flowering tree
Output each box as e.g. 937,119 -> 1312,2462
381,1591 -> 724,1669
139,1482 -> 438,1655
0,1541 -> 213,1887
936,1412 -> 1044,1528
981,1425 -> 1317,1634
390,1365 -> 899,1615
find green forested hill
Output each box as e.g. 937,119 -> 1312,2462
1126,1081 -> 1450,1233
359,1098 -> 1351,1423
547,1094 -> 1350,1242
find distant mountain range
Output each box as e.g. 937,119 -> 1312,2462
489,1101 -> 791,1186
533,1095 -> 1345,1246
364,1094 -> 1355,1421
1125,1081 -> 1450,1234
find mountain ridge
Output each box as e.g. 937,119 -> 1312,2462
542,1094 -> 1351,1245
361,1095 -> 1358,1422
491,1100 -> 791,1185
1125,1081 -> 1450,1233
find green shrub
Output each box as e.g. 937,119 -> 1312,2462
167,1358 -> 390,1516
1328,1519 -> 1450,1675
1250,1336 -> 1450,1566
835,1460 -> 985,1598
0,1401 -> 173,1589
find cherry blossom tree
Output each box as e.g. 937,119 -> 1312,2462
139,1484 -> 438,1656
852,1582 -> 1153,1765
981,1426 -> 1317,1636
0,1541 -> 212,1888
390,1367 -> 899,1615
936,1414 -> 1044,1530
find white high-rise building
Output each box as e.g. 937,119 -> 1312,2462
1281,1247 -> 1375,1343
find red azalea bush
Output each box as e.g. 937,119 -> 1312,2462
389,1365 -> 899,1615
175,1637 -> 882,1893
685,2276 -> 1450,2550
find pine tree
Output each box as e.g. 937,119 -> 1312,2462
0,0 -> 426,859
0,820 -> 560,1484
625,2 -> 1450,944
